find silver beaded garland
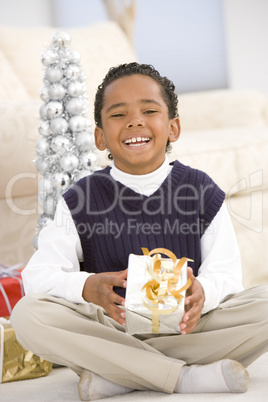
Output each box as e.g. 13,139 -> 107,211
35,30 -> 98,246
74,131 -> 95,150
39,177 -> 54,194
38,120 -> 51,137
68,81 -> 84,97
36,157 -> 50,175
42,195 -> 56,215
46,101 -> 63,119
69,115 -> 86,132
60,153 -> 79,172
48,83 -> 66,100
65,98 -> 85,116
81,151 -> 99,170
39,103 -> 48,120
65,64 -> 81,80
45,66 -> 63,83
40,86 -> 50,102
53,171 -> 71,191
50,135 -> 71,153
50,117 -> 69,135
41,49 -> 59,66
52,31 -> 71,47
38,213 -> 53,228
35,137 -> 50,154
68,49 -> 81,64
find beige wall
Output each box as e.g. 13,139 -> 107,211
1,0 -> 268,96
223,0 -> 268,96
0,0 -> 54,26
0,0 -> 227,94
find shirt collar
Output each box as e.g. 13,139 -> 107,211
110,157 -> 172,196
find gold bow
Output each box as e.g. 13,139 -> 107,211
141,247 -> 193,333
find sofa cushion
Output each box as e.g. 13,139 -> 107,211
179,90 -> 268,131
0,50 -> 30,101
0,100 -> 41,199
0,195 -> 37,266
167,125 -> 268,195
228,192 -> 268,289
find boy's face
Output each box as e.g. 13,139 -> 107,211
95,74 -> 180,175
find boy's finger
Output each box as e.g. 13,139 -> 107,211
113,269 -> 128,278
187,266 -> 193,278
106,275 -> 127,288
111,292 -> 125,306
108,304 -> 126,325
120,268 -> 128,278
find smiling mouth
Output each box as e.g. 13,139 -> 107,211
124,137 -> 150,147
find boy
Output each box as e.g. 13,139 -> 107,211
11,63 -> 268,400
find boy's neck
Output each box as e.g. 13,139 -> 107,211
110,157 -> 172,196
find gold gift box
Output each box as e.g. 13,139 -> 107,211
125,248 -> 192,335
0,319 -> 52,383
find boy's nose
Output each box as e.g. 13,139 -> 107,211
126,118 -> 145,128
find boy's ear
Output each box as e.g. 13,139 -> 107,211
168,117 -> 181,143
94,127 -> 107,150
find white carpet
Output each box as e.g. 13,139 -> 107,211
1,353 -> 268,402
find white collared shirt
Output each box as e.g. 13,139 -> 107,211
22,158 -> 244,314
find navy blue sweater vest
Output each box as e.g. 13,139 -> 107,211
63,160 -> 225,297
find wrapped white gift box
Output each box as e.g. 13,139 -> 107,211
125,248 -> 192,335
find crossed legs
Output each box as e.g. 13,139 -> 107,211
11,285 -> 268,396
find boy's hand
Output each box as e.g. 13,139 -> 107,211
179,267 -> 205,335
82,269 -> 127,326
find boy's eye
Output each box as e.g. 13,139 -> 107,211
144,110 -> 157,115
111,113 -> 125,118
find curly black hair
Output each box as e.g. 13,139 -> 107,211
94,62 -> 178,128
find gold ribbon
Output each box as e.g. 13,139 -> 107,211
141,247 -> 193,333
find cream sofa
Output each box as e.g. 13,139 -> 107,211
1,21 -> 268,289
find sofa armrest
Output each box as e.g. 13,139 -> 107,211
178,89 -> 268,132
0,100 -> 41,200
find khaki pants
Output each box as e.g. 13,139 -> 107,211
11,285 -> 268,393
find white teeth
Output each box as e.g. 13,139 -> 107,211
124,137 -> 150,144
128,143 -> 145,147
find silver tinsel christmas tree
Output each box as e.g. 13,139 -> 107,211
34,31 -> 99,248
